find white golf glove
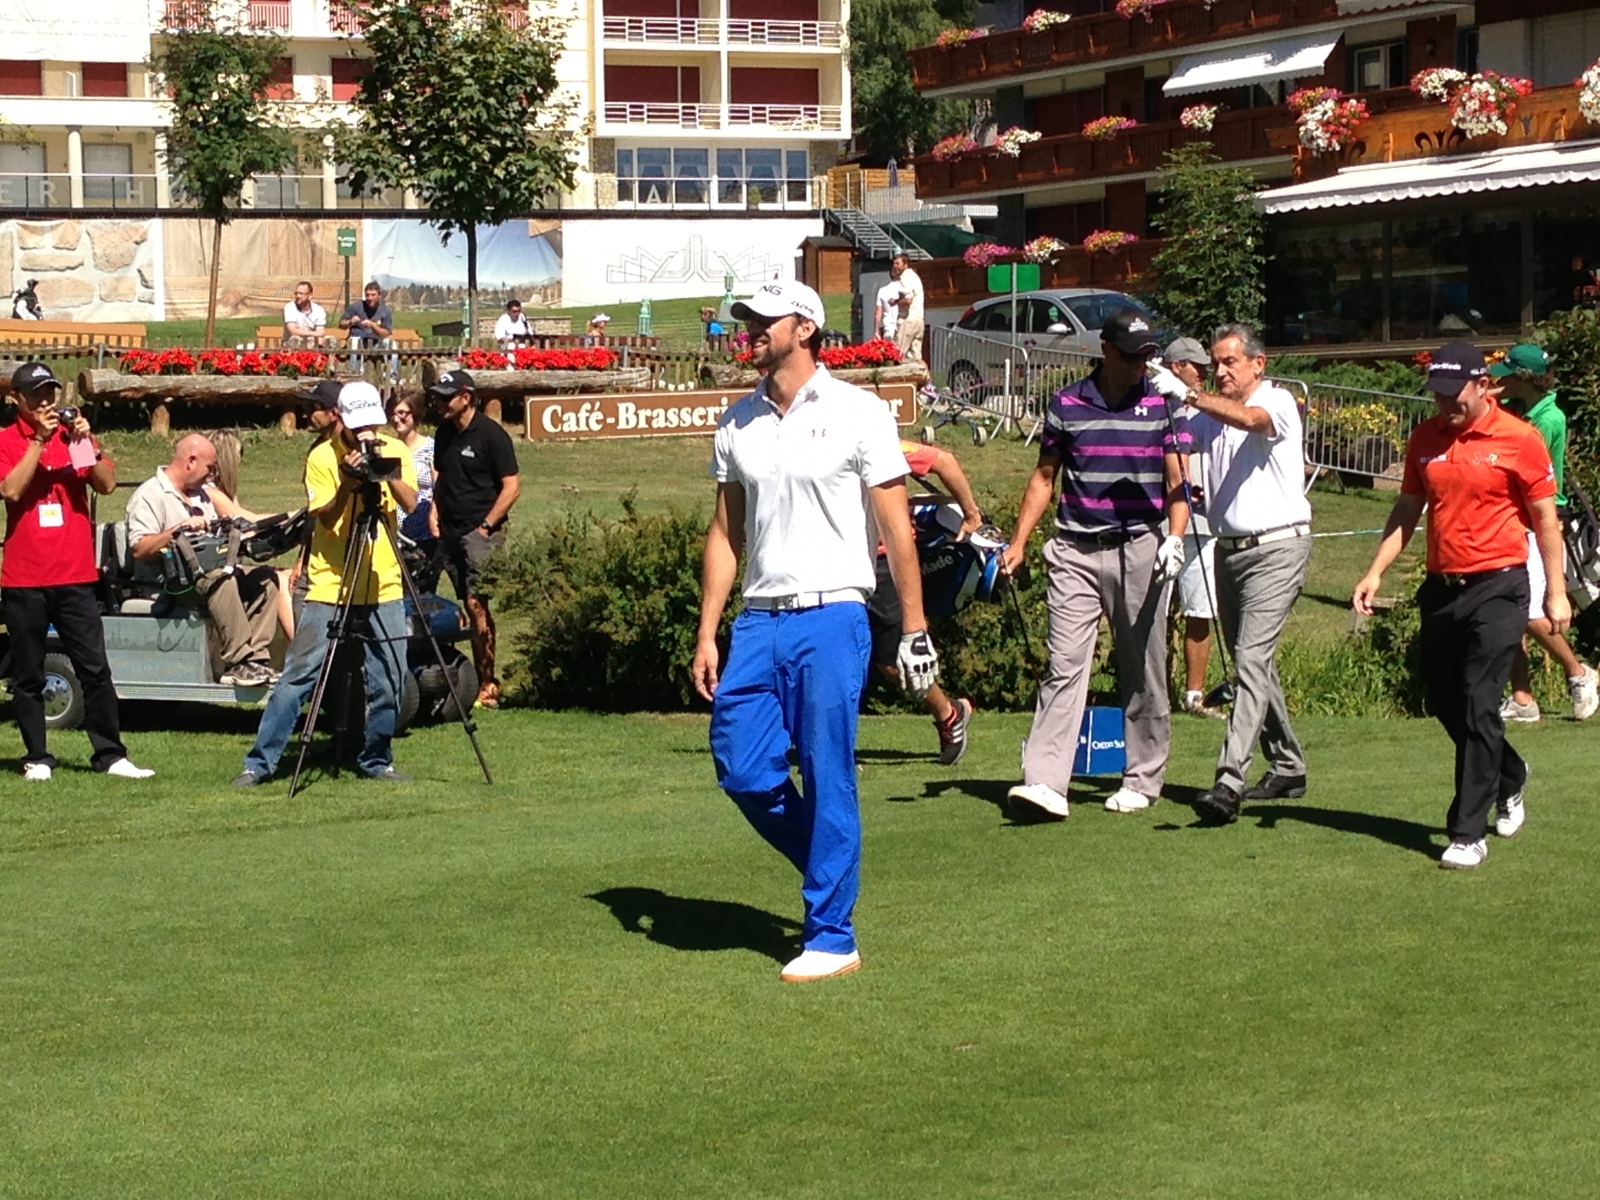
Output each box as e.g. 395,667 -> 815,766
897,630 -> 939,700
1148,364 -> 1190,404
1154,534 -> 1187,583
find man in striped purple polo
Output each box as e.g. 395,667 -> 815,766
1001,308 -> 1190,819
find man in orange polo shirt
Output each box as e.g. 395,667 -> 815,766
1353,342 -> 1568,870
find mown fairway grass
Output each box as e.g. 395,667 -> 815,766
2,707 -> 1597,1197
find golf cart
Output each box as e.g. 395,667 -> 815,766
0,509 -> 478,734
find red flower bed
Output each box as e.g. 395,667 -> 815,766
458,346 -> 622,371
819,339 -> 904,370
118,348 -> 327,377
119,348 -> 198,376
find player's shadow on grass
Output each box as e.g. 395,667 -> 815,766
587,887 -> 800,963
1248,802 -> 1440,858
1160,793 -> 1438,857
887,777 -> 1085,826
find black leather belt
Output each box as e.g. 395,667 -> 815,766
1058,526 -> 1156,546
1429,566 -> 1518,588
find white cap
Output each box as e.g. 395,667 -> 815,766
337,380 -> 386,430
731,280 -> 825,327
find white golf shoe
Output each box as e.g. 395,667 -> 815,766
1006,782 -> 1070,820
1569,665 -> 1599,722
1440,839 -> 1488,870
780,949 -> 862,983
1104,787 -> 1154,813
105,757 -> 155,779
1496,765 -> 1528,839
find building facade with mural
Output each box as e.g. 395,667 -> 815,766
0,0 -> 848,320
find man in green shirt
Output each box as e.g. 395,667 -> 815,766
1495,343 -> 1599,722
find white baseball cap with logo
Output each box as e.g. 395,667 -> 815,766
730,281 -> 826,327
337,380 -> 387,430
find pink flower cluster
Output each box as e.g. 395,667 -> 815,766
963,242 -> 1018,269
1082,229 -> 1138,254
935,27 -> 982,46
930,133 -> 980,161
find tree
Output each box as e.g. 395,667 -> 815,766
850,0 -> 973,165
335,0 -> 580,340
1145,143 -> 1266,338
149,7 -> 296,347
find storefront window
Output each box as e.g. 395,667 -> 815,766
1264,222 -> 1385,345
1389,211 -> 1521,341
1533,202 -> 1600,318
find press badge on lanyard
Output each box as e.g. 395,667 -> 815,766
38,502 -> 64,528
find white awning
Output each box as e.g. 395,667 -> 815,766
1163,32 -> 1340,97
1257,139 -> 1600,214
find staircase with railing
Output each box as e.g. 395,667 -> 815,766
825,207 -> 933,261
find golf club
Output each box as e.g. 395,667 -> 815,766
1158,386 -> 1237,709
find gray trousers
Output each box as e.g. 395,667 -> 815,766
1214,536 -> 1311,792
1023,532 -> 1172,798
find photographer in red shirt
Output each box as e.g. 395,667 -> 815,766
1,363 -> 152,781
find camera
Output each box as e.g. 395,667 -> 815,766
56,404 -> 79,427
343,435 -> 402,483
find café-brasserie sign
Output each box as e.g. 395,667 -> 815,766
527,383 -> 918,441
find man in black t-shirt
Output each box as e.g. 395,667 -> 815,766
426,368 -> 521,708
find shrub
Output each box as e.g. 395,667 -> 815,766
1268,355 -> 1426,396
1145,144 -> 1265,337
484,495 -> 723,711
1527,306 -> 1600,498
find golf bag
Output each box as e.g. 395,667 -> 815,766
908,493 -> 1007,619
1562,481 -> 1600,611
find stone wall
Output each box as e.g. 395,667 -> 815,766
0,219 -> 158,322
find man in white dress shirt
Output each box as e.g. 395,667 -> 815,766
282,280 -> 329,347
493,298 -> 533,349
692,280 -> 937,984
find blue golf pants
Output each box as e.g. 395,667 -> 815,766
710,603 -> 871,955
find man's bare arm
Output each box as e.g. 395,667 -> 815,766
1353,491 -> 1426,614
692,483 -> 745,701
873,480 -> 926,634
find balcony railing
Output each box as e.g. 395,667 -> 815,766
603,102 -> 723,129
727,20 -> 841,47
727,104 -> 842,132
601,16 -> 842,46
248,0 -> 291,29
603,16 -> 718,43
329,1 -> 365,33
916,242 -> 1164,305
915,107 -> 1288,199
613,173 -> 816,210
0,173 -> 407,213
911,0 -> 1342,93
1285,84 -> 1600,182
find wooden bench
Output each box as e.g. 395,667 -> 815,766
0,318 -> 147,349
254,325 -> 423,349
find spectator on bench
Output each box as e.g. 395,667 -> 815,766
283,280 -> 332,348
340,281 -> 396,378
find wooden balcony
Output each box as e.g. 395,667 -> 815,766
1285,84 -> 1600,182
911,0 -> 1341,95
919,241 -> 1164,309
914,106 -> 1287,201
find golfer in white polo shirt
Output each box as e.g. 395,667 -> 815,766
692,280 -> 938,984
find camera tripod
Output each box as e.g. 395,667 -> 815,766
287,477 -> 493,797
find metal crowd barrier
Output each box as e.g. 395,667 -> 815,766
924,324 -> 1095,439
1294,381 -> 1432,491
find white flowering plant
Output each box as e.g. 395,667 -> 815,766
1409,67 -> 1467,103
1449,71 -> 1533,137
1022,9 -> 1071,32
994,126 -> 1043,156
1179,104 -> 1219,132
1581,59 -> 1600,125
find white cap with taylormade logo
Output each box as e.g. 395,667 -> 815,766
730,281 -> 825,327
337,380 -> 387,429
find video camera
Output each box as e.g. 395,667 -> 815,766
341,435 -> 403,484
160,509 -> 312,591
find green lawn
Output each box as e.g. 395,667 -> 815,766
2,707 -> 1595,1197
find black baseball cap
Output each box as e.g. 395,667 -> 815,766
1423,341 -> 1489,397
295,379 -> 343,410
11,362 -> 63,395
426,369 -> 475,399
1101,308 -> 1161,355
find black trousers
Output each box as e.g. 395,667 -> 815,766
3,583 -> 127,771
1418,569 -> 1528,842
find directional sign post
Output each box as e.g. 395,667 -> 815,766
337,226 -> 357,309
983,262 -> 1041,426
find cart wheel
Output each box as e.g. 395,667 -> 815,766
395,670 -> 421,734
42,652 -> 85,731
921,425 -> 936,445
971,424 -> 990,447
437,659 -> 479,721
